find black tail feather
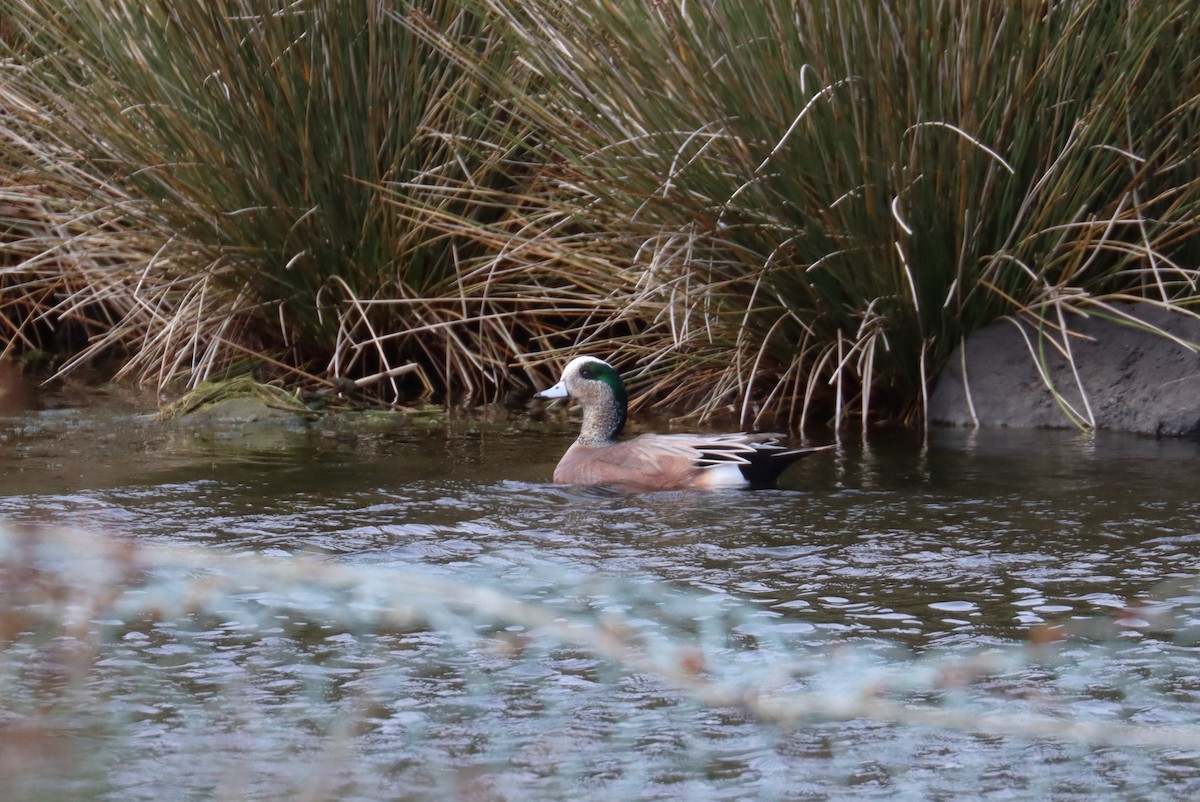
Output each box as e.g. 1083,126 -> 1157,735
737,444 -> 833,485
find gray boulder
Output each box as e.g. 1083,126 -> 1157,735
928,303 -> 1200,436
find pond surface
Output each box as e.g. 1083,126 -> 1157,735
1,399 -> 1199,800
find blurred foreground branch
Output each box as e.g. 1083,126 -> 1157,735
2,522 -> 1197,751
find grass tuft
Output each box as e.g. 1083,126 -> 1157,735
439,0 -> 1200,428
0,0 -> 610,403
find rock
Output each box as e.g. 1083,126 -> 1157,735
928,303 -> 1200,436
180,395 -> 307,427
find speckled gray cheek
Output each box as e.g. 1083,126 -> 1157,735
575,377 -> 627,445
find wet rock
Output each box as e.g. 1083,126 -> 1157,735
159,376 -> 314,429
929,303 -> 1200,436
179,395 -> 308,427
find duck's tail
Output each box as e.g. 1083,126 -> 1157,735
737,443 -> 834,485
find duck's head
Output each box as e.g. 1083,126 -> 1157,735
534,356 -> 628,443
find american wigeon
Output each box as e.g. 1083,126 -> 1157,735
534,356 -> 832,490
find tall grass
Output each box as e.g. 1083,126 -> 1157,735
431,0 -> 1200,427
0,0 -> 614,401
2,0 -> 1198,424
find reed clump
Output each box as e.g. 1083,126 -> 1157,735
0,0 -> 612,403
2,0 -> 1198,426
440,0 -> 1200,427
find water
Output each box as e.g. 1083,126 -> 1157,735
2,400 -> 1199,800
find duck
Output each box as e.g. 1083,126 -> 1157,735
533,356 -> 832,490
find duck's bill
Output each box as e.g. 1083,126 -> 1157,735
533,380 -> 569,399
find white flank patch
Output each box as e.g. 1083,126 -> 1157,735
699,462 -> 750,488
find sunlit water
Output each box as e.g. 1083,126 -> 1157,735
2,400 -> 1199,800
